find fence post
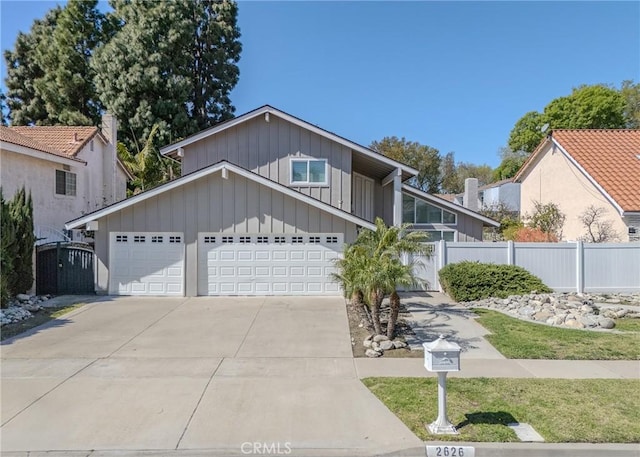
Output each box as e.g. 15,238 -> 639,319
507,240 -> 515,265
437,240 -> 447,292
576,241 -> 584,293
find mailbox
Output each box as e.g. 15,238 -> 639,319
423,335 -> 461,372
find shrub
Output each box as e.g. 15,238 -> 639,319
438,261 -> 552,302
506,226 -> 558,242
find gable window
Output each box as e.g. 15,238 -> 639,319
402,194 -> 456,225
55,170 -> 77,196
290,159 -> 327,185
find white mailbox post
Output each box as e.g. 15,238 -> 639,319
423,335 -> 461,435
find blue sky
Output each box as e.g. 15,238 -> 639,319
1,1 -> 638,167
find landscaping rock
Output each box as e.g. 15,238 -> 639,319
16,293 -> 31,302
373,335 -> 389,343
363,339 -> 373,349
597,317 -> 615,329
365,349 -> 382,358
461,292 -> 640,332
393,340 -> 408,349
380,340 -> 394,351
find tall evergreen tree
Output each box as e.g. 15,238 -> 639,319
8,187 -> 36,295
0,189 -> 17,307
34,0 -> 107,125
3,7 -> 61,125
93,0 -> 242,150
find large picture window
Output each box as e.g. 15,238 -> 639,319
290,159 -> 328,185
55,170 -> 77,196
402,194 -> 456,225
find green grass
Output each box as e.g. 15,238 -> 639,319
363,377 -> 640,443
615,318 -> 640,333
1,303 -> 84,341
473,309 -> 640,360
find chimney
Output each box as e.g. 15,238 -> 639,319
463,178 -> 479,211
101,112 -> 118,146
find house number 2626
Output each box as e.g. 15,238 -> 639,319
426,445 -> 475,457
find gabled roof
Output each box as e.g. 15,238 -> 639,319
66,160 -> 377,231
10,125 -> 103,156
1,126 -> 86,164
514,129 -> 640,213
160,105 -> 419,179
402,184 -> 500,227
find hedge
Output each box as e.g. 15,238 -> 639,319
438,261 -> 552,302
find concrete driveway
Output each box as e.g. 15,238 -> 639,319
1,296 -> 422,456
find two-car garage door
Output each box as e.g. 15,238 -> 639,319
109,232 -> 343,296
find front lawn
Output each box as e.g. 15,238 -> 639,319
363,377 -> 640,443
473,309 -> 640,360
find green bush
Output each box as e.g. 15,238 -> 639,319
438,261 -> 552,302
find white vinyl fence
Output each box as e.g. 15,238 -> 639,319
411,241 -> 640,293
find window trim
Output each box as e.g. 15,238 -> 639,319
403,194 -> 457,225
289,158 -> 328,186
55,169 -> 77,197
425,229 -> 458,242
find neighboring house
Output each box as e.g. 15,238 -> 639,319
438,178 -> 520,214
0,114 -> 130,244
66,105 -> 498,297
513,129 -> 640,242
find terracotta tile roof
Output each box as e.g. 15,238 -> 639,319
551,129 -> 640,212
9,125 -> 100,156
1,126 -> 84,162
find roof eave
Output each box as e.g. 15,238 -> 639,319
402,184 -> 500,227
159,105 -> 419,177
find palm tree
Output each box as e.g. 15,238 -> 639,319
339,217 -> 430,338
331,244 -> 368,316
117,124 -> 180,195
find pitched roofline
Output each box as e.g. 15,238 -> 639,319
1,140 -> 86,166
513,133 -> 625,215
402,184 -> 500,227
550,137 -> 625,215
159,105 -> 419,176
66,160 -> 377,231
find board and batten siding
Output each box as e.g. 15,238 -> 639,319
92,171 -> 357,295
181,114 -> 352,213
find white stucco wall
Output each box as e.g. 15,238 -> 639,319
1,136 -> 127,234
519,143 -> 628,241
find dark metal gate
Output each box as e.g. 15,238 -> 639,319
36,243 -> 95,295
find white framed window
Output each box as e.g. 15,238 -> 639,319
290,159 -> 328,185
425,230 -> 456,242
402,194 -> 456,225
55,169 -> 77,196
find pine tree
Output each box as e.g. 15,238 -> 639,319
93,0 -> 242,150
3,7 -> 61,125
34,0 -> 107,125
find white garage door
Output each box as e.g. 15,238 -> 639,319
197,233 -> 343,296
109,232 -> 185,296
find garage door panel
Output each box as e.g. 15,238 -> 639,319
109,232 -> 184,296
197,233 -> 343,296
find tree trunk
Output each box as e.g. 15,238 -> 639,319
370,289 -> 384,335
352,289 -> 370,324
387,290 -> 401,339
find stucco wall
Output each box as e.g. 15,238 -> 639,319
519,144 -> 628,241
2,136 -> 126,234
